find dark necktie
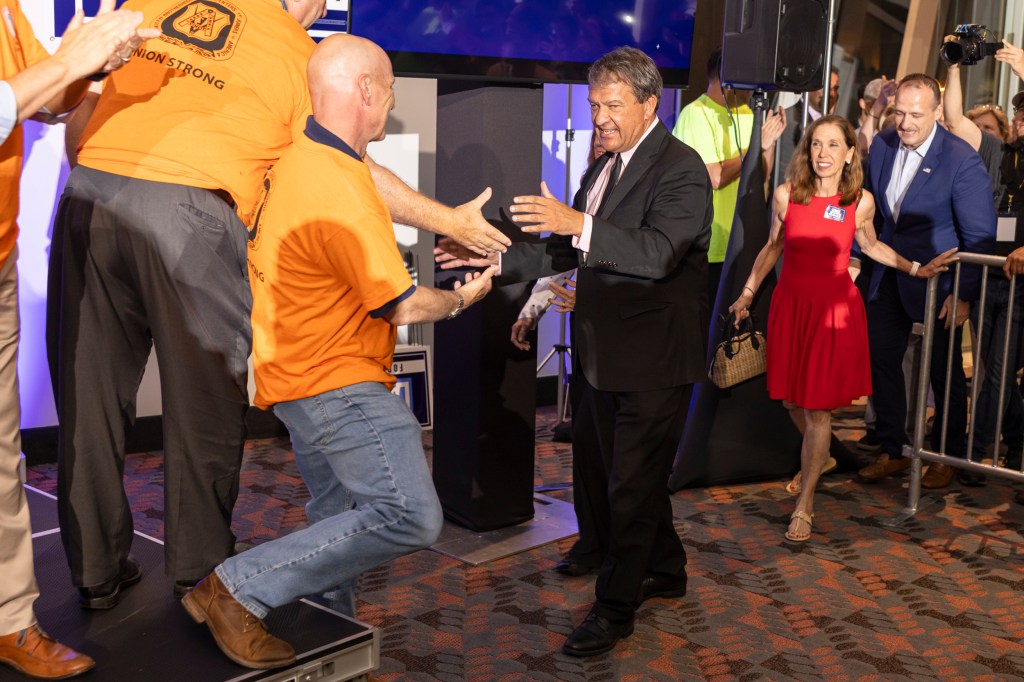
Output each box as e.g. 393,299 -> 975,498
596,153 -> 622,214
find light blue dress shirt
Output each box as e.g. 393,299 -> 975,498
885,123 -> 938,222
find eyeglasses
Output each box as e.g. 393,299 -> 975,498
975,103 -> 1003,112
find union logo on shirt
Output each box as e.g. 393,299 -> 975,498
155,0 -> 245,61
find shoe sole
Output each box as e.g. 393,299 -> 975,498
181,592 -> 296,670
0,658 -> 95,680
641,585 -> 687,602
560,625 -> 634,657
79,563 -> 143,610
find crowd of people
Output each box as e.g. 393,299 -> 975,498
3,0 -> 1024,677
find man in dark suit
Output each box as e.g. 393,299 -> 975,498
856,73 -> 996,488
503,47 -> 713,656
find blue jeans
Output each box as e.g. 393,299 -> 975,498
971,276 -> 1024,459
216,382 -> 443,618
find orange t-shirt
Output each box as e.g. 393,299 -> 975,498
0,0 -> 52,267
247,122 -> 413,409
77,0 -> 313,223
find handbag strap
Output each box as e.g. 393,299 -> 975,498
718,312 -> 762,358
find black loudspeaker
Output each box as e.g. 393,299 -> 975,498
720,0 -> 828,92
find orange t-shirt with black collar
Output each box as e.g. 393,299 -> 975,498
0,0 -> 52,268
247,118 -> 413,409
77,0 -> 313,223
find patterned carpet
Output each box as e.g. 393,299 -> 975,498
26,403 -> 1024,681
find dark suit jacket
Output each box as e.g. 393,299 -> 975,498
502,123 -> 713,392
864,126 -> 996,317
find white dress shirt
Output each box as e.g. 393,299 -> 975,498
574,117 -> 661,255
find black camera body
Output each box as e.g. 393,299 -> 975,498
941,24 -> 1001,66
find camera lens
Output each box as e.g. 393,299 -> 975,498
940,41 -> 966,64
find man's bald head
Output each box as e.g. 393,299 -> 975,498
307,34 -> 394,157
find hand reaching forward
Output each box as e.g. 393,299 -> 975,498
511,181 -> 585,236
449,187 -> 512,256
434,237 -> 499,270
452,265 -> 498,308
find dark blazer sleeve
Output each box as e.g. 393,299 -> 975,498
586,144 -> 713,279
950,147 -> 997,301
499,235 -> 578,283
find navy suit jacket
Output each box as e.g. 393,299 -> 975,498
501,123 -> 713,392
864,126 -> 996,318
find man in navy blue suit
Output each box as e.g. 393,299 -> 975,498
856,74 -> 996,488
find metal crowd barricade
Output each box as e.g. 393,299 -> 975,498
888,252 -> 1024,526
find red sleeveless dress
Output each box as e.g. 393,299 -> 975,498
766,194 -> 872,410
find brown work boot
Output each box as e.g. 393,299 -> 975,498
857,454 -> 911,482
921,462 -> 955,489
0,624 -> 95,679
182,572 -> 295,669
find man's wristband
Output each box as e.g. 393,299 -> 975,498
909,261 -> 921,277
446,291 -> 465,320
85,72 -> 109,82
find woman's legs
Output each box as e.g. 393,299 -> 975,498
788,408 -> 832,540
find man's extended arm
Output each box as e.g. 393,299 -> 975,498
366,156 -> 511,256
385,267 -> 497,325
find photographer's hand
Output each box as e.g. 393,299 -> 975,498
996,40 -> 1024,81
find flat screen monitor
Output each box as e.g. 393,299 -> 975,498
350,1 -> 696,87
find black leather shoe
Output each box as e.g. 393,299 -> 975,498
553,557 -> 598,577
957,470 -> 987,487
79,556 -> 143,609
174,579 -> 199,598
640,574 -> 687,603
561,612 -> 634,657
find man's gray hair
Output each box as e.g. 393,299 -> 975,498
588,47 -> 662,108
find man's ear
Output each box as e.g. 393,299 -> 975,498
359,73 -> 372,103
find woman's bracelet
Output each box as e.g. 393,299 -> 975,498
743,286 -> 754,295
909,261 -> 921,277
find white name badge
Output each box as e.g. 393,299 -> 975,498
824,204 -> 846,222
997,215 -> 1017,242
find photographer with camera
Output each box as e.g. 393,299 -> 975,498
943,32 -> 1024,486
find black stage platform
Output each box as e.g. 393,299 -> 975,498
1,486 -> 379,682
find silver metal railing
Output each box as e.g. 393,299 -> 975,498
887,253 -> 1024,525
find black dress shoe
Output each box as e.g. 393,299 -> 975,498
553,557 -> 598,577
957,470 -> 987,487
79,556 -> 143,609
640,574 -> 687,603
561,612 -> 634,657
174,579 -> 199,598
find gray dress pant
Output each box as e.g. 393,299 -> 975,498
46,166 -> 251,588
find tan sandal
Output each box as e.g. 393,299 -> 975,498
785,510 -> 814,542
785,457 -> 837,496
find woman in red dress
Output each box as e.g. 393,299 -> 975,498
729,115 -> 955,542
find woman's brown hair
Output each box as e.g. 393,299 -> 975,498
785,114 -> 863,207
